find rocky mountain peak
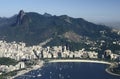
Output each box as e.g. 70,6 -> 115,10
0,11 -> 120,52
19,10 -> 25,16
60,15 -> 72,23
16,10 -> 25,25
43,13 -> 52,17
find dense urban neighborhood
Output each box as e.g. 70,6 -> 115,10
0,40 -> 120,78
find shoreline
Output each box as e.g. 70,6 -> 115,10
49,59 -> 120,76
106,68 -> 120,76
11,61 -> 44,79
11,59 -> 120,78
48,59 -> 111,65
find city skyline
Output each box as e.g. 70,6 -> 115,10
0,0 -> 120,23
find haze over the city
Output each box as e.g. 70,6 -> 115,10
0,0 -> 120,27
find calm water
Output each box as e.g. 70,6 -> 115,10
15,62 -> 120,79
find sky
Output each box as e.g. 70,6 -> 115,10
0,0 -> 120,23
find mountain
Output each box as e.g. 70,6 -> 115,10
0,10 -> 120,53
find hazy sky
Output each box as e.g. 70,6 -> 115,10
0,0 -> 120,23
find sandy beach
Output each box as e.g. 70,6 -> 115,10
49,59 -> 111,65
49,59 -> 120,76
10,59 -> 120,79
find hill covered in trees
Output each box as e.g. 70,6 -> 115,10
0,10 -> 120,53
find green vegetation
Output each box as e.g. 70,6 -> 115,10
112,68 -> 120,74
109,65 -> 120,75
0,71 -> 17,79
0,11 -> 120,53
0,57 -> 17,65
0,68 -> 25,79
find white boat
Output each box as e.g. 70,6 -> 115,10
37,74 -> 42,77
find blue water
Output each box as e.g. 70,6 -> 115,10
15,62 -> 120,79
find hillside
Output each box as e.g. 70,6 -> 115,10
0,10 -> 120,53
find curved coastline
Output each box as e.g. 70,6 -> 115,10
106,68 -> 120,76
11,61 -> 44,79
11,59 -> 120,78
48,59 -> 111,65
49,59 -> 120,76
